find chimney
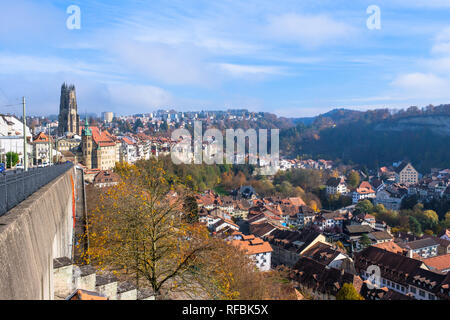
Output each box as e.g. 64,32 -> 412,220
407,249 -> 413,258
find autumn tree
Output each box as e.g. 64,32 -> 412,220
359,234 -> 372,248
183,194 -> 199,223
445,212 -> 450,228
192,238 -> 296,300
336,283 -> 364,300
232,171 -> 247,188
355,199 -> 374,215
347,170 -> 360,190
84,160 -> 211,297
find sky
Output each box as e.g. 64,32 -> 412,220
1,0 -> 450,117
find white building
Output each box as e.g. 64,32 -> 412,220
120,137 -> 138,163
352,181 -> 376,204
102,112 -> 114,123
231,234 -> 272,271
326,177 -> 348,195
0,115 -> 33,166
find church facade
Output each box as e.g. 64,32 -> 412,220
81,119 -> 120,170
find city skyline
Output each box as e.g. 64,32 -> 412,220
1,1 -> 450,117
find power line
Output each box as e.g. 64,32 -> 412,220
0,87 -> 10,103
0,103 -> 22,108
0,87 -> 22,108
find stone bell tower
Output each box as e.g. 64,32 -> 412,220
82,118 -> 92,169
58,83 -> 80,136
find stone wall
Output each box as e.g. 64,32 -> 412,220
0,168 -> 74,300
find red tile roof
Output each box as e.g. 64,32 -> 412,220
231,235 -> 273,255
33,131 -> 50,142
423,254 -> 450,273
90,127 -> 116,147
122,137 -> 135,145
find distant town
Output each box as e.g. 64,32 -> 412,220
1,83 -> 448,301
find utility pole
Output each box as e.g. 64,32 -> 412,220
22,97 -> 27,171
48,123 -> 52,165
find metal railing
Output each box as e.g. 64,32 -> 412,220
0,162 -> 74,217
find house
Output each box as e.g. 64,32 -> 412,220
326,177 -> 348,195
279,204 -> 301,227
360,282 -> 414,300
370,178 -> 385,193
423,235 -> 450,255
265,229 -> 326,267
441,229 -> 450,241
372,241 -> 406,254
81,122 -> 120,170
300,242 -> 353,272
375,184 -> 408,211
355,246 -> 450,300
231,234 -> 272,271
247,212 -> 268,225
230,199 -> 251,219
423,254 -> 450,274
200,215 -> 221,228
399,238 -> 439,259
291,257 -> 363,300
0,114 -> 33,167
195,190 -> 221,210
287,197 -> 306,207
352,213 -> 377,229
250,221 -> 279,238
344,225 -> 373,252
297,205 -> 316,228
368,231 -> 393,244
93,170 -> 120,188
209,218 -> 240,233
352,181 -> 376,204
314,211 -> 345,232
378,166 -> 396,181
32,132 -> 53,166
394,162 -> 419,186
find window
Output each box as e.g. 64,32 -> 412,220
419,290 -> 425,297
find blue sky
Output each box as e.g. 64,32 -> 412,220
1,0 -> 450,117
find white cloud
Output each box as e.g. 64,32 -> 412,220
0,0 -> 64,43
390,0 -> 450,8
218,63 -> 286,76
107,37 -> 217,86
432,27 -> 450,55
391,72 -> 450,99
106,83 -> 172,110
265,13 -> 355,48
0,54 -> 110,78
427,56 -> 450,73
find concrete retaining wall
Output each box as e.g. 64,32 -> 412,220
0,169 -> 74,300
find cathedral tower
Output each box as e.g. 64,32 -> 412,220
58,83 -> 80,136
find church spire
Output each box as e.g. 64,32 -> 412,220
82,115 -> 92,136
